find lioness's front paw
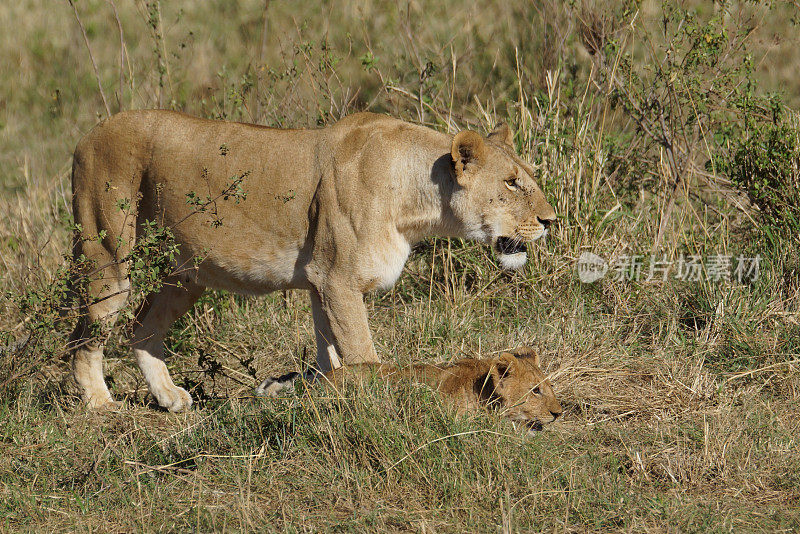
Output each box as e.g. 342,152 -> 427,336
152,385 -> 193,412
85,395 -> 118,410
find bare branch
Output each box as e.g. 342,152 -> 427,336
69,0 -> 111,117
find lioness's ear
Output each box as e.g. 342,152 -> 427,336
488,122 -> 514,148
451,130 -> 486,184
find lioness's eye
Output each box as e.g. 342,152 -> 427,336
532,386 -> 541,395
504,178 -> 519,191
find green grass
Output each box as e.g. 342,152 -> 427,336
2,1 -> 800,532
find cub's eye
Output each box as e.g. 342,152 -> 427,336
532,386 -> 541,395
504,178 -> 520,191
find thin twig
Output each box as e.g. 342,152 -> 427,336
154,1 -> 173,106
386,429 -> 520,473
726,358 -> 800,382
69,0 -> 111,117
107,0 -> 126,111
255,0 -> 271,120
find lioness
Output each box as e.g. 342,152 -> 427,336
257,346 -> 562,432
70,111 -> 555,411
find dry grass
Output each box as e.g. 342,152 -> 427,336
1,1 -> 800,532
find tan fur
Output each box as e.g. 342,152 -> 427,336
323,346 -> 563,431
69,110 -> 556,411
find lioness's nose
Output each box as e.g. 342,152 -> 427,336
537,216 -> 554,230
550,410 -> 561,420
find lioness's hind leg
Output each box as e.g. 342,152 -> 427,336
71,322 -> 117,409
132,281 -> 204,412
71,253 -> 131,409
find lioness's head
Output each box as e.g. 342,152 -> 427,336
479,346 -> 562,433
449,124 -> 556,270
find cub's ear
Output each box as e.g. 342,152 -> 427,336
488,122 -> 514,148
490,352 -> 518,384
511,345 -> 540,367
451,130 -> 486,184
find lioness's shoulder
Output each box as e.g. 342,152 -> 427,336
332,112 -> 436,136
329,112 -> 448,158
332,111 -> 395,128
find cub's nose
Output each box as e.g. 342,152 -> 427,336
550,410 -> 561,420
537,216 -> 553,230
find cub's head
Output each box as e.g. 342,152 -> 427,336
478,346 -> 562,433
449,124 -> 556,270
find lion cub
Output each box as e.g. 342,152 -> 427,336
256,346 -> 562,432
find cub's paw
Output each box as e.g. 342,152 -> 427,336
153,385 -> 193,412
255,371 -> 300,397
